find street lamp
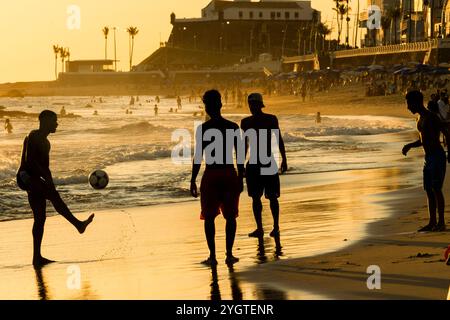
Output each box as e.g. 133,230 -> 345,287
112,27 -> 118,71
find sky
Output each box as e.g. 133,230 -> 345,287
0,0 -> 346,83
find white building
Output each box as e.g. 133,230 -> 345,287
199,0 -> 317,22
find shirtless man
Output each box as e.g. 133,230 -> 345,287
190,90 -> 244,266
17,110 -> 94,267
241,93 -> 288,238
403,91 -> 448,232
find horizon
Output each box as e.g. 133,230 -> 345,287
0,0 -> 337,84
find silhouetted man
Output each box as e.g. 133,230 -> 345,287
190,90 -> 244,266
241,93 -> 287,238
403,90 -> 447,232
17,110 -> 94,267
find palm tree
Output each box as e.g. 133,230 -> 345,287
59,47 -> 69,73
127,26 -> 139,71
317,23 -> 332,52
102,26 -> 110,60
52,45 -> 60,79
333,0 -> 349,47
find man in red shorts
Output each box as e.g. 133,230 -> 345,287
190,90 -> 244,266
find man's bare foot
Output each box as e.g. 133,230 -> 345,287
225,255 -> 239,266
77,213 -> 95,234
33,257 -> 55,268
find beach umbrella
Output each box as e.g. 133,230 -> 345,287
393,67 -> 413,75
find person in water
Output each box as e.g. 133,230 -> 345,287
4,118 -> 13,134
403,91 -> 447,232
17,110 -> 94,267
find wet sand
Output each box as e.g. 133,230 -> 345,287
241,179 -> 450,300
0,160 -> 438,299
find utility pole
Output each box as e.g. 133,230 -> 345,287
354,0 -> 360,47
409,0 -> 412,42
113,27 -> 117,71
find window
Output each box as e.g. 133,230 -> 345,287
295,12 -> 299,19
285,12 -> 290,19
271,12 -> 275,19
249,11 -> 254,19
277,12 -> 281,18
239,11 -> 243,19
259,12 -> 263,18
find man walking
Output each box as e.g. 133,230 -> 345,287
190,90 -> 244,266
241,93 -> 287,238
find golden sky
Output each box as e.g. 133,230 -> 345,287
0,0 -> 334,83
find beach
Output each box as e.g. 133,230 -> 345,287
1,90 -> 449,300
1,158 -> 448,299
241,179 -> 450,300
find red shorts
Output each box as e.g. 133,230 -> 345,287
200,167 -> 240,220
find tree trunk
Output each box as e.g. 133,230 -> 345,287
105,37 -> 108,60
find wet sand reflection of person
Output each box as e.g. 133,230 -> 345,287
209,265 -> 244,301
34,267 -> 50,300
256,234 -> 282,264
210,266 -> 221,300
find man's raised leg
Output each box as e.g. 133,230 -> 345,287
47,190 -> 94,234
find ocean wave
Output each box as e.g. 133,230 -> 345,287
89,121 -> 171,135
282,132 -> 310,143
107,147 -> 173,164
294,125 -> 410,137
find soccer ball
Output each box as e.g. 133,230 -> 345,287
89,170 -> 109,190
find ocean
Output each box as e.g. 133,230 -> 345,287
0,96 -> 416,221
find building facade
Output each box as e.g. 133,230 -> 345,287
137,0 -> 321,71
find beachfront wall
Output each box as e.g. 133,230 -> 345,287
283,39 -> 450,71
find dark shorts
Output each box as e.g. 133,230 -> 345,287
200,168 -> 240,220
17,171 -> 58,200
245,166 -> 280,199
423,150 -> 447,191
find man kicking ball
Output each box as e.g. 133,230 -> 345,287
17,110 -> 94,267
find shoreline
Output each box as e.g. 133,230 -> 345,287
240,178 -> 450,300
1,163 -> 441,299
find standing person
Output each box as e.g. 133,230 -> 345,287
190,90 -> 244,266
402,91 -> 447,232
301,83 -> 307,102
154,104 -> 159,116
16,110 -> 95,267
241,93 -> 288,238
177,96 -> 182,110
315,112 -> 322,124
4,118 -> 13,134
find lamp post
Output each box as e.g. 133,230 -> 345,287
113,27 -> 118,71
